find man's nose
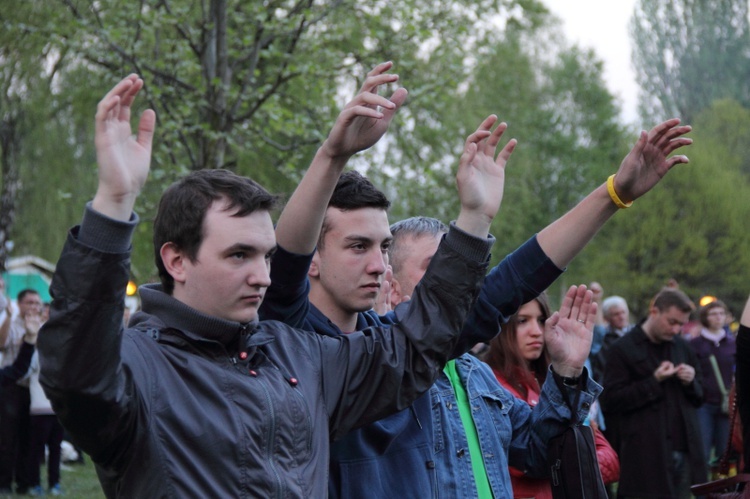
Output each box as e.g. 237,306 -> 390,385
367,250 -> 387,275
250,259 -> 272,287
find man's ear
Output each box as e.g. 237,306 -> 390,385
648,305 -> 660,320
308,251 -> 321,278
390,277 -> 403,306
160,242 -> 188,284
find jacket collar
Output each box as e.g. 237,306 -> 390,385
136,283 -> 260,349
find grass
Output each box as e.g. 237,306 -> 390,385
0,456 -> 105,498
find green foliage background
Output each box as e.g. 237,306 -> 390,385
1,0 -> 750,316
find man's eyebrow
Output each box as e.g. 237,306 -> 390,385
343,235 -> 373,244
343,235 -> 393,244
223,243 -> 277,254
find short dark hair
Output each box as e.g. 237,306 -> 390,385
17,289 -> 40,302
388,217 -> 447,277
319,171 -> 390,248
651,288 -> 694,314
699,299 -> 727,328
153,169 -> 277,294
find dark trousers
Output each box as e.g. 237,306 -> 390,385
0,384 -> 31,492
27,414 -> 65,489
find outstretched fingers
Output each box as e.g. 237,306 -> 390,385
96,75 -> 138,132
647,117 -> 680,137
661,134 -> 693,156
568,285 -> 589,322
649,120 -> 692,153
557,285 -> 578,320
483,120 -> 507,158
574,289 -> 595,325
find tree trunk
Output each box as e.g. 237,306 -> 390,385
0,112 -> 22,273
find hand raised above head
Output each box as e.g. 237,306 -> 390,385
611,119 -> 692,205
454,115 -> 517,237
92,74 -> 156,221
321,61 -> 407,162
545,285 -> 596,378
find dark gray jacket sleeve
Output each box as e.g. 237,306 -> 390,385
321,224 -> 493,439
37,206 -> 137,461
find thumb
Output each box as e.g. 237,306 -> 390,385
381,88 -> 408,123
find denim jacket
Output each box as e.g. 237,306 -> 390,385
432,355 -> 601,498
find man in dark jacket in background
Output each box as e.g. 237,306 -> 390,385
601,288 -> 706,498
37,69 -> 498,497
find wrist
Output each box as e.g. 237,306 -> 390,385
318,141 -> 354,166
607,174 -> 633,208
92,191 -> 138,222
455,209 -> 492,239
551,363 -> 584,380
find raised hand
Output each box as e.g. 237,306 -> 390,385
23,311 -> 42,345
455,115 -> 517,237
92,74 -> 156,221
321,61 -> 407,161
545,285 -> 597,378
373,265 -> 393,315
612,119 -> 692,204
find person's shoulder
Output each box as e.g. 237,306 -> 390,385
607,327 -> 643,356
673,333 -> 691,346
687,333 -> 705,346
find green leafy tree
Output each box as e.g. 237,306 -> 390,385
630,0 -> 750,124
0,2 -> 74,270
2,0 -> 547,279
376,15 -> 629,300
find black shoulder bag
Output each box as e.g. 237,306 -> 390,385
547,374 -> 608,499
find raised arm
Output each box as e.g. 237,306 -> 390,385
39,76 -> 154,462
91,74 -> 156,221
537,119 -> 691,268
274,62 -> 407,254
